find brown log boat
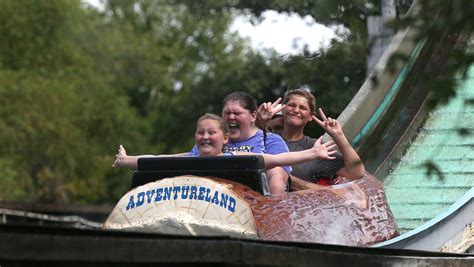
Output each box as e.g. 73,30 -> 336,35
104,156 -> 399,246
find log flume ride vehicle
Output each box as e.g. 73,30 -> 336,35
104,156 -> 399,246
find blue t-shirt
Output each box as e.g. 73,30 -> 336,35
191,129 -> 292,174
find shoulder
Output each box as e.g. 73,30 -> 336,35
190,145 -> 199,156
243,129 -> 265,147
266,132 -> 285,142
265,132 -> 287,146
264,132 -> 289,154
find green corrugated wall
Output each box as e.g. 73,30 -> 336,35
384,66 -> 474,233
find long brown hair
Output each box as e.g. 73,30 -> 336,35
223,91 -> 258,113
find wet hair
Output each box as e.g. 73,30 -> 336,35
283,89 -> 316,114
223,91 -> 258,113
197,113 -> 230,135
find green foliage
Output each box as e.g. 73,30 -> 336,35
0,0 -> 153,204
0,69 -> 151,203
101,0 -> 252,152
0,0 -> 83,71
418,161 -> 445,181
176,0 -> 380,43
388,0 -> 474,108
0,159 -> 28,200
0,0 -> 371,204
4,0 -> 434,205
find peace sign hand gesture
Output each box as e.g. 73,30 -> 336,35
257,97 -> 285,122
313,108 -> 343,137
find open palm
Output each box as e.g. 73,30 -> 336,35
312,136 -> 337,160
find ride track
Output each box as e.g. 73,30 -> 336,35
334,0 -> 474,254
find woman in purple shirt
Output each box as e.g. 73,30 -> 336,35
191,92 -> 292,195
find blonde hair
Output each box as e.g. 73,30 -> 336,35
197,113 -> 230,135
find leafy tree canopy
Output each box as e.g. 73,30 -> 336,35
1,0 -> 469,205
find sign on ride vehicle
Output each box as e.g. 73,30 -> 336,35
125,184 -> 237,212
104,176 -> 258,238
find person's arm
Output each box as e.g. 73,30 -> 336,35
261,136 -> 336,169
290,175 -> 325,191
313,108 -> 366,180
237,136 -> 336,170
112,145 -> 189,169
266,167 -> 289,195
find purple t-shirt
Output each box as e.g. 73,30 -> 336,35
191,129 -> 292,174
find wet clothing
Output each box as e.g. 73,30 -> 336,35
190,129 -> 292,174
285,136 -> 344,182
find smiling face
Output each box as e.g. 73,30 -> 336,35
195,118 -> 229,156
283,95 -> 313,128
222,100 -> 257,141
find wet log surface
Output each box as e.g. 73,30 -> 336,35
214,174 -> 399,246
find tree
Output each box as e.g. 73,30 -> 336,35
0,0 -> 152,204
7,0 -> 464,205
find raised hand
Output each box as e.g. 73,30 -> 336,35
312,108 -> 343,137
312,136 -> 337,160
257,97 -> 285,122
112,145 -> 127,168
313,108 -> 366,180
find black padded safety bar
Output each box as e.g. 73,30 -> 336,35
131,156 -> 269,195
137,155 -> 264,171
